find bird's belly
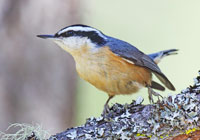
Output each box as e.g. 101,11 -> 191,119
74,46 -> 152,96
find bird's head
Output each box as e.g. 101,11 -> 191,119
37,24 -> 107,52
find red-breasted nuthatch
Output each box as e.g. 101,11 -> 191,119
37,24 -> 177,114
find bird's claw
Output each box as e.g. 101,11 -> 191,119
102,104 -> 110,116
148,87 -> 163,104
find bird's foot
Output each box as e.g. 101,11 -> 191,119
102,104 -> 110,116
102,95 -> 114,116
148,87 -> 163,104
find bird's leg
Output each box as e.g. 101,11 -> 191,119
102,95 -> 114,115
147,86 -> 163,104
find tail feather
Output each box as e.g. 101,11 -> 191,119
154,72 -> 175,91
151,81 -> 165,91
148,49 -> 178,64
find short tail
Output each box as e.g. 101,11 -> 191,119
148,49 -> 178,64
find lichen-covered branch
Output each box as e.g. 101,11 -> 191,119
49,72 -> 200,140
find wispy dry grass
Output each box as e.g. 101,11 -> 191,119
0,123 -> 50,140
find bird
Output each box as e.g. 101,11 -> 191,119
37,24 -> 177,114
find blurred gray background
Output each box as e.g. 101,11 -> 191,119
0,0 -> 200,135
0,0 -> 81,134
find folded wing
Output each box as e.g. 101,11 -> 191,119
106,37 -> 175,91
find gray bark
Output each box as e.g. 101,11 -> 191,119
49,71 -> 200,140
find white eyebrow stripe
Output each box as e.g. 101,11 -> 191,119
58,27 -> 97,34
57,26 -> 107,39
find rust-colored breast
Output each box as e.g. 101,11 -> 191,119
72,45 -> 152,96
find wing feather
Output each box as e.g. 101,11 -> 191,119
105,37 -> 175,90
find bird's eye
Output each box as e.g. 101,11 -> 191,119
67,30 -> 74,36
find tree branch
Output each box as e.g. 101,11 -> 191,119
49,71 -> 200,140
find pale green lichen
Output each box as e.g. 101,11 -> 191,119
49,71 -> 200,140
0,123 -> 50,140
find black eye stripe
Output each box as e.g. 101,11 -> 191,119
66,30 -> 74,36
55,31 -> 106,45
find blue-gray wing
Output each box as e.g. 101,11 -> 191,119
105,37 -> 175,90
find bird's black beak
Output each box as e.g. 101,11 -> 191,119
37,34 -> 55,39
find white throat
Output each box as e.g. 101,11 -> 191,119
54,37 -> 97,52
63,36 -> 88,49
